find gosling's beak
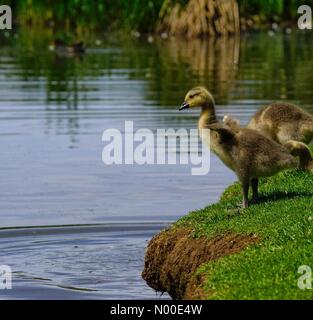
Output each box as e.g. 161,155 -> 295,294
179,102 -> 190,111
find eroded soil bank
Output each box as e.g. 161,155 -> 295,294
142,227 -> 258,299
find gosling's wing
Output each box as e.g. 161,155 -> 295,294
223,115 -> 241,132
208,123 -> 235,143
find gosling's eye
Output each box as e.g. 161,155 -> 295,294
190,93 -> 198,98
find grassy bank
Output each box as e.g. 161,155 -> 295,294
143,150 -> 313,299
174,164 -> 313,299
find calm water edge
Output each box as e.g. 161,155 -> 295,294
0,31 -> 312,299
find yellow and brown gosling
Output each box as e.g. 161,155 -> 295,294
248,102 -> 313,145
223,115 -> 313,171
180,86 -> 217,129
180,87 -> 312,208
206,123 -> 304,208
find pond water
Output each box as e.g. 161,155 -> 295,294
0,30 -> 312,299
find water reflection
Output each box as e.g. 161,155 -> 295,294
0,29 -> 312,299
3,30 -> 313,113
1,29 -> 312,227
151,36 -> 240,104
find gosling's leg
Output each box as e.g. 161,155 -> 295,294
242,180 -> 250,209
251,178 -> 259,203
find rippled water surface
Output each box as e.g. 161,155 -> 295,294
0,31 -> 312,299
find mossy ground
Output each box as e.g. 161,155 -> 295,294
175,154 -> 313,299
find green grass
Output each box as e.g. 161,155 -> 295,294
9,0 -> 313,32
176,155 -> 313,299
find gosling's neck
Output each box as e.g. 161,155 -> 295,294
198,103 -> 217,129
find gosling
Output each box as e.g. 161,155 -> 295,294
224,114 -> 313,171
209,124 -> 313,208
247,102 -> 313,145
180,87 -> 313,208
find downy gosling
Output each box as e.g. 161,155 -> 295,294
224,114 -> 313,172
248,102 -> 313,145
180,87 -> 313,208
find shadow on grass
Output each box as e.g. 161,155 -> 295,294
256,191 -> 313,205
